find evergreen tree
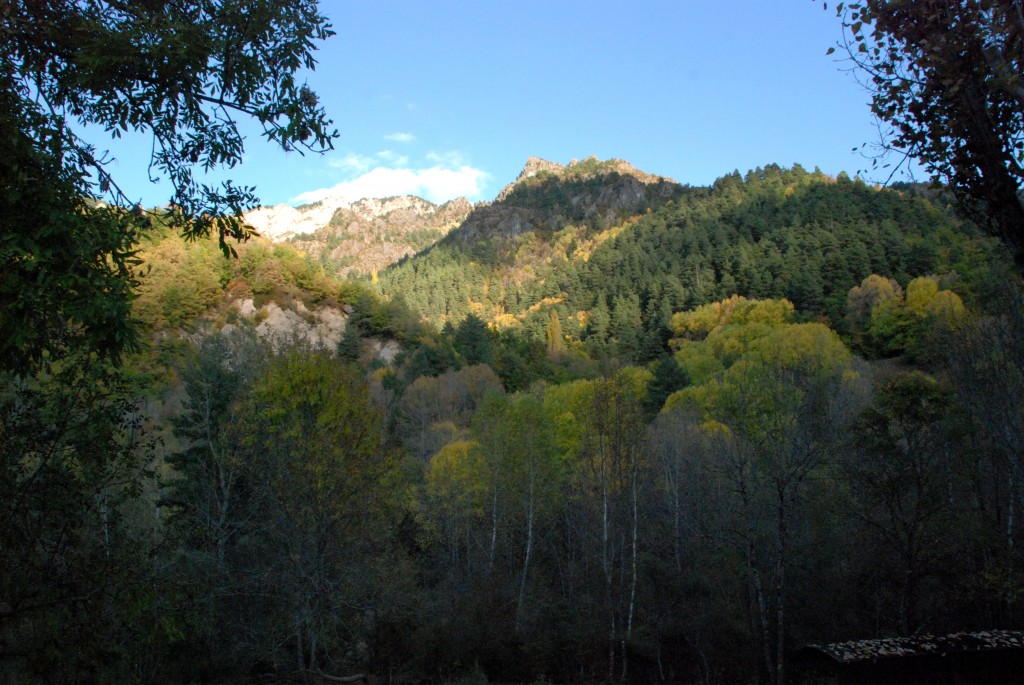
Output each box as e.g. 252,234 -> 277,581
404,341 -> 461,382
588,293 -> 611,346
337,322 -> 361,363
453,313 -> 495,366
643,354 -> 690,417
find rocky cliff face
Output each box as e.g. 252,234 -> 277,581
245,195 -> 350,242
217,299 -> 399,364
245,194 -> 474,276
494,156 -> 567,201
297,196 -> 473,276
495,155 -> 671,201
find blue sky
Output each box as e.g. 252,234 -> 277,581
97,1 -> 894,209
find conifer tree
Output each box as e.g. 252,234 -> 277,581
453,313 -> 495,366
337,322 -> 362,363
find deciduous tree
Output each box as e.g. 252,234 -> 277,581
232,352 -> 396,679
692,323 -> 860,685
0,356 -> 160,681
830,0 -> 1024,268
847,371 -> 964,635
1,1 -> 336,368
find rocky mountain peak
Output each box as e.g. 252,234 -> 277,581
285,194 -> 474,277
496,157 -> 565,202
581,157 -> 674,185
454,155 -> 683,244
244,193 -> 474,242
496,155 -> 675,203
520,156 -> 565,180
345,195 -> 438,221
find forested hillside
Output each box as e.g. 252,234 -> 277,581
7,1 -> 1024,683
381,162 -> 1007,361
4,158 -> 1023,685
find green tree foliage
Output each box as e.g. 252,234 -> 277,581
395,365 -> 503,461
0,103 -> 143,368
831,1 -> 1024,268
380,165 -> 1002,358
0,357 -> 162,682
336,321 -> 362,363
687,323 -> 857,685
417,389 -> 566,676
163,340 -> 416,681
845,273 -> 903,338
165,333 -> 266,557
464,393 -> 562,581
234,241 -> 337,304
453,313 -> 495,366
847,371 -> 964,636
134,229 -> 229,329
845,274 -> 968,358
402,339 -> 461,383
670,295 -> 795,340
587,293 -> 612,346
426,439 -> 487,567
131,228 -> 361,332
1,1 -> 336,368
643,353 -> 690,417
160,332 -> 274,676
666,296 -> 798,389
231,351 -> 398,677
943,295 -> 1024,556
574,370 -> 651,680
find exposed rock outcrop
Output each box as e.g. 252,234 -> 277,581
218,299 -> 401,364
495,156 -> 566,201
220,299 -> 347,351
245,196 -> 351,241
245,194 -> 474,276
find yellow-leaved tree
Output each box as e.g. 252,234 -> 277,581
664,298 -> 866,685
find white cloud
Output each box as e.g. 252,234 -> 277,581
327,153 -> 375,172
425,150 -> 468,166
384,132 -> 416,143
375,150 -> 410,166
290,161 -> 489,205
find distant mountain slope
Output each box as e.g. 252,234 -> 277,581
139,158 -> 1007,363
246,194 -> 473,276
380,161 -> 1005,359
448,155 -> 683,244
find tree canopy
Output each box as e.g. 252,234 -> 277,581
831,0 -> 1024,268
1,1 -> 336,369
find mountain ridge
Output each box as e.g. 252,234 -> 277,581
244,155 -> 679,275
449,155 -> 684,244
